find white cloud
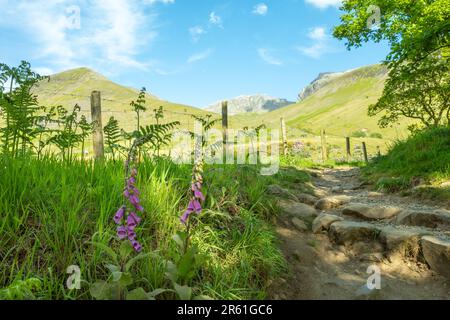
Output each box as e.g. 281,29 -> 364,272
308,27 -> 327,41
189,26 -> 206,42
253,3 -> 268,16
33,67 -> 54,76
209,12 -> 223,28
144,0 -> 175,4
187,49 -> 213,64
297,26 -> 334,59
305,0 -> 342,9
257,48 -> 283,66
0,0 -> 169,72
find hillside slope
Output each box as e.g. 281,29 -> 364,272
32,68 -> 211,131
231,64 -> 411,141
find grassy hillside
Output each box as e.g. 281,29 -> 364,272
32,68 -> 212,131
363,126 -> 450,201
230,64 -> 412,142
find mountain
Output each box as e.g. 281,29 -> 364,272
206,94 -> 294,115
32,67 -> 210,131
230,64 -> 411,141
297,65 -> 388,101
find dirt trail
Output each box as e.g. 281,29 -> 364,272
269,167 -> 450,300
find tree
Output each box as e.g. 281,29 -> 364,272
333,0 -> 450,128
369,55 -> 450,129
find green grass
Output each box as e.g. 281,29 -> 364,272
363,126 -> 450,201
0,156 -> 290,300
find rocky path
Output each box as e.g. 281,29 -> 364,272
269,167 -> 450,300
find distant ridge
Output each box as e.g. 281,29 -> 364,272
206,94 -> 294,115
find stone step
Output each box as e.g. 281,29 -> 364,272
421,236 -> 450,279
395,209 -> 450,230
315,195 -> 351,210
312,213 -> 344,234
343,204 -> 402,221
378,226 -> 432,257
277,199 -> 318,223
328,221 -> 379,245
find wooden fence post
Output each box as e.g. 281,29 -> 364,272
362,142 -> 369,163
281,117 -> 287,156
90,91 -> 104,160
346,137 -> 351,162
222,101 -> 228,162
321,129 -> 328,162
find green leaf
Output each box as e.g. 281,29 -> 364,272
112,271 -> 123,282
119,241 -> 133,261
172,233 -> 185,251
165,260 -> 178,283
105,264 -> 120,274
90,242 -> 118,265
126,287 -> 149,300
119,272 -> 133,287
148,288 -> 172,299
125,252 -> 156,272
90,281 -> 112,300
174,283 -> 192,300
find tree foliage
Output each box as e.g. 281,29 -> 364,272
333,0 -> 450,128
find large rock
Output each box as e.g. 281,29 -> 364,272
315,195 -> 351,210
312,213 -> 344,234
379,226 -> 431,256
329,221 -> 380,245
395,209 -> 450,230
278,199 -> 318,222
294,193 -> 319,206
343,204 -> 402,220
292,218 -> 309,232
267,185 -> 297,200
421,236 -> 450,279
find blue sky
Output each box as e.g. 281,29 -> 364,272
0,0 -> 389,107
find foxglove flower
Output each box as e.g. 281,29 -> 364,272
117,226 -> 127,240
114,164 -> 145,252
180,159 -> 206,225
132,240 -> 142,253
114,206 -> 126,224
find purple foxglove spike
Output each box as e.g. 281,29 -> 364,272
180,210 -> 191,225
131,240 -> 142,252
130,212 -> 142,224
187,200 -> 196,212
127,215 -> 137,229
194,189 -> 205,202
133,203 -> 144,212
114,206 -> 125,224
192,199 -> 202,212
128,229 -> 136,241
127,177 -> 136,186
117,226 -> 127,240
123,189 -> 130,198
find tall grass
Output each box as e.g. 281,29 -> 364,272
363,126 -> 450,200
0,156 -> 286,299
